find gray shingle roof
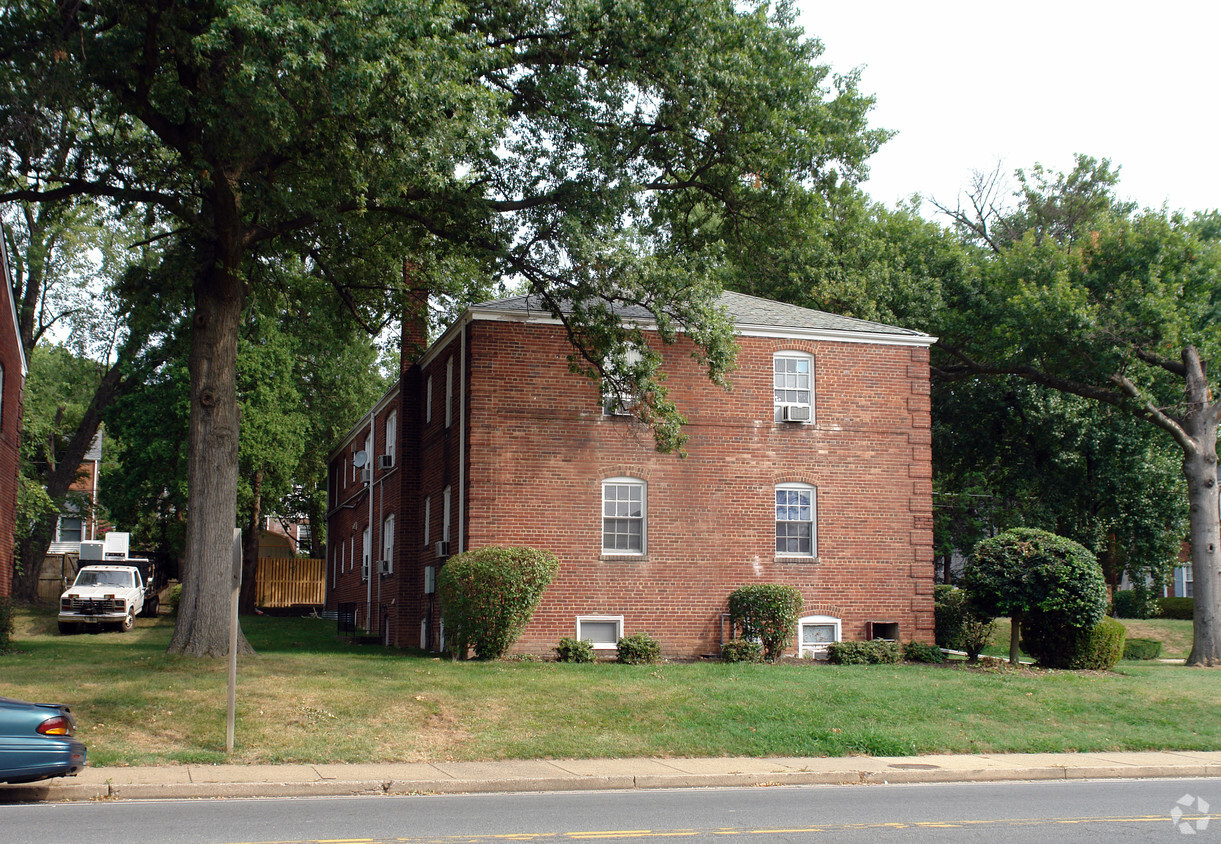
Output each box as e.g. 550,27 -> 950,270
471,290 -> 929,339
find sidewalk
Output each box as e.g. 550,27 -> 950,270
4,751 -> 1221,803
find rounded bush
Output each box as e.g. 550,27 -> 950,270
616,633 -> 661,665
1123,638 -> 1162,660
437,546 -> 559,660
555,637 -> 596,663
1022,615 -> 1126,670
720,639 -> 764,663
727,584 -> 804,662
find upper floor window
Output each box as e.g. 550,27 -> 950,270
443,485 -> 452,542
382,514 -> 395,573
774,352 -> 813,423
776,483 -> 816,558
423,496 -> 431,547
603,477 -> 646,554
0,361 -> 5,430
384,411 -> 397,465
602,346 -> 642,416
445,357 -> 454,428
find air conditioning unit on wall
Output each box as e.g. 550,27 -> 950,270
781,405 -> 811,422
435,541 -> 450,558
360,559 -> 370,582
379,454 -> 395,470
376,559 -> 392,576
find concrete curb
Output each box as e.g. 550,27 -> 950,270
3,752 -> 1220,803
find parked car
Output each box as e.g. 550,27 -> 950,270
0,696 -> 87,784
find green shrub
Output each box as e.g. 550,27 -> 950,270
720,639 -> 764,663
1112,590 -> 1161,619
1022,615 -> 1126,670
903,640 -> 944,663
169,583 -> 183,615
0,597 -> 13,652
616,633 -> 661,665
959,614 -> 996,662
965,527 -> 1107,663
727,584 -> 804,662
437,546 -> 559,660
1123,638 -> 1162,660
826,640 -> 902,665
554,637 -> 596,663
1156,597 -> 1194,620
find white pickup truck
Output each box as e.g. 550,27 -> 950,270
58,565 -> 148,634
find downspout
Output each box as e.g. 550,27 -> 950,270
365,412 -> 374,628
460,322 -> 466,554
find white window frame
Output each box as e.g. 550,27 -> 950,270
797,615 -> 840,660
775,483 -> 817,559
384,411 -> 397,464
446,357 -> 454,428
602,477 -> 646,555
382,514 -> 395,574
576,615 -> 624,650
349,535 -> 356,573
57,515 -> 83,544
1185,564 -> 1194,598
773,351 -> 814,423
362,526 -> 371,573
423,496 -> 431,547
443,485 -> 452,542
601,346 -> 642,416
426,375 -> 433,424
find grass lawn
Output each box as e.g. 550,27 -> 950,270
2,607 -> 1217,768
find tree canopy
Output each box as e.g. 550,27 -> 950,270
0,0 -> 887,654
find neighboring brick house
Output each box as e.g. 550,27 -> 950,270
326,291 -> 937,658
0,231 -> 28,598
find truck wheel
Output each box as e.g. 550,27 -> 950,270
57,622 -> 78,635
142,596 -> 159,618
119,613 -> 135,633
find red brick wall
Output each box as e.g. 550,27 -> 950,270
460,321 -> 934,657
331,316 -> 935,657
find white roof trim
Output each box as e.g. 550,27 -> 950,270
465,305 -> 937,348
0,228 -> 29,376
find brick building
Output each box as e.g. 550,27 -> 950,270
0,232 -> 29,598
326,291 -> 937,657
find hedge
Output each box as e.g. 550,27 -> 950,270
555,637 -> 596,663
617,633 -> 661,664
826,640 -> 902,665
1122,638 -> 1162,660
1156,597 -> 1194,620
720,639 -> 764,663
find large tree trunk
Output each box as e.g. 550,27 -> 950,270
168,247 -> 253,657
1182,350 -> 1220,666
239,469 -> 263,614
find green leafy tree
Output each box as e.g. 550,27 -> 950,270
964,527 -> 1108,665
935,155 -> 1221,666
1,0 -> 885,655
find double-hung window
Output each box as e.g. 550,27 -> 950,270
602,478 -> 645,554
774,352 -> 814,423
775,483 -> 816,558
602,346 -> 642,416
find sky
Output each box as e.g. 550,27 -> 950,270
795,1 -> 1220,216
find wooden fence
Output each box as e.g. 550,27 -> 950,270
255,557 -> 325,608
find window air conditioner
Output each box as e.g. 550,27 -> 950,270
360,559 -> 370,581
360,466 -> 372,483
781,405 -> 811,423
435,540 -> 450,558
424,566 -> 437,594
376,559 -> 392,576
379,454 -> 395,470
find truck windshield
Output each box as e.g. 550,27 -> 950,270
74,571 -> 133,588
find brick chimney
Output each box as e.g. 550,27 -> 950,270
401,260 -> 429,373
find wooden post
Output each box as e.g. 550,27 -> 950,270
227,527 -> 241,753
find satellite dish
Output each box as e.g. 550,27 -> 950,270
353,450 -> 368,468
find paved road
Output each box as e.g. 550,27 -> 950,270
2,777 -> 1215,844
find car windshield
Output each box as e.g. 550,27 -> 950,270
74,570 -> 133,588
